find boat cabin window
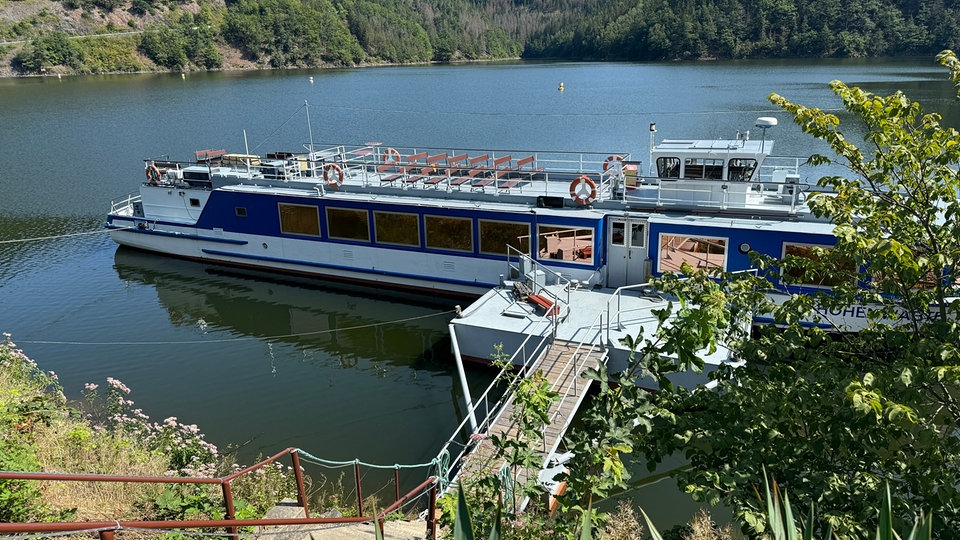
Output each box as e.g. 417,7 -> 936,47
659,233 -> 727,273
537,225 -> 594,264
326,207 -> 370,242
189,198 -> 201,207
727,158 -> 758,182
183,170 -> 211,181
374,211 -> 420,246
630,222 -> 645,247
425,215 -> 473,252
657,157 -> 680,178
611,222 -> 625,246
235,207 -> 247,217
683,158 -> 724,179
781,243 -> 848,288
479,220 -> 530,256
278,203 -> 320,237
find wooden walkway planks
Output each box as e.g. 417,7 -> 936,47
455,339 -> 605,491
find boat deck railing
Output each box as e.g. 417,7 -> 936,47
141,147 -> 825,217
109,192 -> 141,215
613,160 -> 813,215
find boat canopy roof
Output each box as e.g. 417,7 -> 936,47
653,138 -> 773,158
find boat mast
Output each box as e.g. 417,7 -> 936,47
305,100 -> 315,153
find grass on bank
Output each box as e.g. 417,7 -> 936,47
0,331 -> 296,525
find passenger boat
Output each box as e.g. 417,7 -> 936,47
106,117 -> 835,303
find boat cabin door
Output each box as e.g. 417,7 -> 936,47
606,217 -> 650,288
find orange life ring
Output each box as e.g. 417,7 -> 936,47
323,163 -> 344,187
569,175 -> 597,205
383,147 -> 401,165
602,155 -> 623,171
145,164 -> 162,185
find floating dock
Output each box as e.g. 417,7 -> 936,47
442,257 -> 741,507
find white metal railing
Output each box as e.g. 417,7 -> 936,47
438,323 -> 555,491
623,176 -> 811,213
605,281 -> 671,343
546,311 -> 607,429
504,247 -> 572,327
109,193 -> 141,215
144,144 -> 639,199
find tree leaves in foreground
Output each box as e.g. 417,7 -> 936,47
559,54 -> 960,539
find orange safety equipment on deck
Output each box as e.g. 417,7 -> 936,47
323,163 -> 344,187
146,164 -> 162,185
383,147 -> 401,164
602,154 -> 623,171
569,175 -> 597,205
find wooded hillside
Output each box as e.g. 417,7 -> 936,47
0,0 -> 957,75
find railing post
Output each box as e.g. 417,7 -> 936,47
427,482 -> 438,539
394,467 -> 401,504
355,461 -> 364,517
222,481 -> 238,537
291,450 -> 310,518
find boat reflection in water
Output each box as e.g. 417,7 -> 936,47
112,246 -> 459,369
110,247 -> 491,472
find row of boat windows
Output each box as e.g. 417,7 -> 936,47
270,203 -> 596,264
656,157 -> 758,182
657,233 -> 844,288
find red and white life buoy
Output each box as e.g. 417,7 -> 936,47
383,147 -> 401,165
602,154 -> 623,171
323,163 -> 344,187
569,175 -> 597,205
145,164 -> 162,185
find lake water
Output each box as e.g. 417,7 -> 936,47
1,57 -> 957,525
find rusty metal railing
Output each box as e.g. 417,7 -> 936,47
0,447 -> 439,539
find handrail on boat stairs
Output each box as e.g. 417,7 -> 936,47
441,250 -> 613,507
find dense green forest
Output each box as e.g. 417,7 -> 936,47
1,0 -> 958,74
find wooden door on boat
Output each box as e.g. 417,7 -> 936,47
606,217 -> 649,288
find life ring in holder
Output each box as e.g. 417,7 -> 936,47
383,147 -> 401,165
323,163 -> 344,188
145,164 -> 162,186
569,175 -> 597,206
602,154 -> 623,171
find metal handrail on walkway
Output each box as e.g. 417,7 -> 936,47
438,324 -> 555,488
0,448 -> 440,540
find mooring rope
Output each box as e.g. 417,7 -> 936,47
0,227 -> 117,245
15,309 -> 458,346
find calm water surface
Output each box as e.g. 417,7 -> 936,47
1,57 -> 956,524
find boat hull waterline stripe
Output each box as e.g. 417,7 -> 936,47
199,248 -> 499,290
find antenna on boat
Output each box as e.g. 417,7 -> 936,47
648,122 -> 656,176
755,117 -> 777,154
305,100 -> 315,153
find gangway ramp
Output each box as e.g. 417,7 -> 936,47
454,338 -> 607,496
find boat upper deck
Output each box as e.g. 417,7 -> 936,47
138,141 -> 819,220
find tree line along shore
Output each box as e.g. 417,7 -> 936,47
1,0 -> 959,77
